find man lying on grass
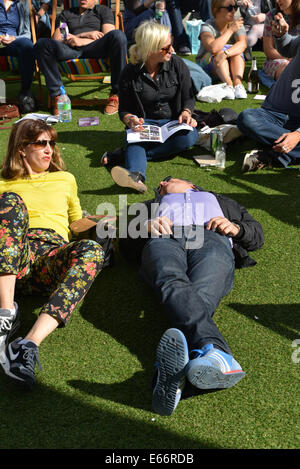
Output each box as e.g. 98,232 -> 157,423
120,176 -> 264,416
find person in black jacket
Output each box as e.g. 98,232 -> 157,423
103,21 -> 199,193
119,176 -> 264,416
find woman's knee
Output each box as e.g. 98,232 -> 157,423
73,239 -> 105,268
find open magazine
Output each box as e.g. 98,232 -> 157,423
126,120 -> 193,143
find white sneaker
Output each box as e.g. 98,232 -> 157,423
222,84 -> 235,100
234,84 -> 247,99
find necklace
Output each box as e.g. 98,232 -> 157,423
25,171 -> 49,189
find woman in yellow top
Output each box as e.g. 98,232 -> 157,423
0,118 -> 104,388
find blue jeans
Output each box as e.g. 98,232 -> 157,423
0,37 -> 35,92
125,119 -> 199,179
34,30 -> 127,96
237,107 -> 300,167
140,228 -> 234,354
166,0 -> 212,47
182,58 -> 212,92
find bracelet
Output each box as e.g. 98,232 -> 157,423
124,114 -> 138,127
183,108 -> 192,115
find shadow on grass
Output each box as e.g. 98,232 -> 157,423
228,303 -> 300,340
0,377 -> 219,449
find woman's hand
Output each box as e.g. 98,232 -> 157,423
178,110 -> 197,127
228,17 -> 244,34
124,114 -> 145,132
273,131 -> 300,153
272,13 -> 289,37
213,49 -> 227,66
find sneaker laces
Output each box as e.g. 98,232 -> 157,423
0,317 -> 13,333
22,345 -> 42,372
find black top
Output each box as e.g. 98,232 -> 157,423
55,5 -> 114,34
118,54 -> 196,122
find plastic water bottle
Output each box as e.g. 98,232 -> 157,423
57,86 -> 72,123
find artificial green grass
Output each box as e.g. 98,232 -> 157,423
0,52 -> 299,449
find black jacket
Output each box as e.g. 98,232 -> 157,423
118,54 -> 196,122
119,187 -> 264,269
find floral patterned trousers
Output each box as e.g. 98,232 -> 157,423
0,192 -> 104,325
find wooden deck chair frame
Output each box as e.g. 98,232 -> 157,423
0,0 -> 43,104
48,0 -> 123,108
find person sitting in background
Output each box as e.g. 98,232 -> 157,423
34,0 -> 127,116
165,0 -> 213,55
239,0 -> 266,48
0,119 -> 104,388
238,12 -> 300,171
32,0 -> 52,38
123,0 -> 172,44
0,0 -> 36,113
119,176 -> 264,415
262,0 -> 300,82
103,21 -> 198,194
197,0 -> 248,99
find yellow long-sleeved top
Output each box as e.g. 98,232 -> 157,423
0,171 -> 82,242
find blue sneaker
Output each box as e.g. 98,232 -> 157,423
152,328 -> 189,416
186,344 -> 245,389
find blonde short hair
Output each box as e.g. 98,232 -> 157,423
1,119 -> 65,180
129,21 -> 171,65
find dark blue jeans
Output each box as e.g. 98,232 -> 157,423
125,119 -> 199,179
34,30 -> 127,96
166,0 -> 212,48
140,228 -> 235,354
0,37 -> 35,92
237,107 -> 300,167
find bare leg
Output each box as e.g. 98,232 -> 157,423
0,274 -> 16,310
213,58 -> 233,86
229,55 -> 245,86
25,313 -> 61,346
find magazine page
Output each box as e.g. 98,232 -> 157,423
127,124 -> 163,143
160,120 -> 193,141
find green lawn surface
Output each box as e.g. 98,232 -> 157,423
0,52 -> 299,450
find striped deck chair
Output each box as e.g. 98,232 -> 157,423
0,0 -> 43,103
49,0 -> 124,107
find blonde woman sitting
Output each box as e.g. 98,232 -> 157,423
106,21 -> 198,193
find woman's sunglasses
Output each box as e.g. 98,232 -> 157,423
25,140 -> 56,149
160,43 -> 173,55
220,4 -> 238,12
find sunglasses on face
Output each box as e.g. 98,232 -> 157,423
220,4 -> 238,12
160,43 -> 173,55
25,140 -> 56,149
